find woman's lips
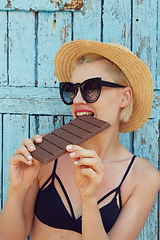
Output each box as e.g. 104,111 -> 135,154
74,109 -> 94,118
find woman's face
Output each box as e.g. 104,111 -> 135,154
70,59 -> 125,129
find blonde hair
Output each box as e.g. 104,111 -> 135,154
74,54 -> 133,123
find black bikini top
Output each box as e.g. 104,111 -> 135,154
35,155 -> 136,234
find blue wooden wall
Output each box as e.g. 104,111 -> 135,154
0,0 -> 159,239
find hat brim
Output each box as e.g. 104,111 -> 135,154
54,40 -> 153,133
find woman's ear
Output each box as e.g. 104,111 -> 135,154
120,87 -> 132,108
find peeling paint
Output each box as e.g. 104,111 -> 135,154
136,36 -> 152,69
5,0 -> 12,8
157,39 -> 160,76
141,137 -> 146,145
52,12 -> 57,30
136,0 -> 143,5
123,23 -> 126,39
50,0 -> 83,11
59,23 -> 71,44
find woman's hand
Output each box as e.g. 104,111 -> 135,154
9,135 -> 42,195
66,145 -> 104,202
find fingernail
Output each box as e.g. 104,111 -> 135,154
28,160 -> 33,164
30,146 -> 35,150
28,155 -> 33,160
74,160 -> 79,165
37,137 -> 42,142
67,145 -> 73,150
70,152 -> 75,157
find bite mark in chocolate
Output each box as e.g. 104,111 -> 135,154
32,116 -> 110,165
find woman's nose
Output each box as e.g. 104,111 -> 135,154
73,88 -> 87,104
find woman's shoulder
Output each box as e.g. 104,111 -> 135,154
133,156 -> 160,190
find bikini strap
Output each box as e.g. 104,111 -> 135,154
98,156 -> 136,208
38,159 -> 58,192
52,159 -> 76,220
55,173 -> 76,220
116,155 -> 136,209
119,155 -> 136,188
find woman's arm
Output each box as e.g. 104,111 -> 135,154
0,136 -> 42,240
67,145 -> 160,240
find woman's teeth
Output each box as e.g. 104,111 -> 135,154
76,112 -> 93,117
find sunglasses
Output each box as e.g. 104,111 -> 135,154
60,77 -> 126,105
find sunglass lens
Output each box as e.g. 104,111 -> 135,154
61,83 -> 75,104
83,81 -> 99,102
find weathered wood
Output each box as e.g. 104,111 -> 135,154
119,132 -> 133,153
134,118 -> 159,239
2,114 -> 29,204
8,11 -> 35,86
38,11 -> 72,88
30,115 -> 56,137
103,0 -> 131,46
0,86 -> 72,115
132,0 -> 158,88
73,0 -> 101,41
132,2 -> 159,236
0,0 -> 84,12
0,11 -> 7,86
0,114 -> 2,210
157,0 -> 160,89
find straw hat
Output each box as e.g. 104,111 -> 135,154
54,39 -> 153,133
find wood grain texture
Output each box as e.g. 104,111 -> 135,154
73,0 -> 101,41
132,0 -> 158,88
2,114 -> 29,203
0,12 -> 7,86
0,86 -> 72,115
38,11 -> 72,88
103,0 -> 131,46
0,115 -> 2,210
8,11 -> 35,86
0,0 -> 84,11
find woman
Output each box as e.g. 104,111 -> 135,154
0,40 -> 160,240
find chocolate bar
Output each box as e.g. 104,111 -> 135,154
32,115 -> 110,164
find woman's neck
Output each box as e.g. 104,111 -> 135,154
81,126 -> 122,162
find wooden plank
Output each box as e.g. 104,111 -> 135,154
38,11 -> 72,87
157,0 -> 160,89
0,114 -> 2,210
73,0 -> 101,41
0,0 -> 7,9
134,118 -> 159,240
132,0 -> 157,88
30,115 -> 55,137
8,11 -> 35,86
2,114 -> 29,204
0,0 -> 84,12
119,132 -> 133,153
131,2 -> 159,237
103,0 -> 131,46
29,115 -> 64,139
0,86 -> 72,115
64,115 -> 73,124
0,11 -> 7,86
151,91 -> 160,119
135,90 -> 160,239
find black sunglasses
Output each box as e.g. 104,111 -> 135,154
60,77 -> 125,105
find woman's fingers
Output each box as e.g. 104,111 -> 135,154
80,167 -> 103,186
12,135 -> 42,166
22,135 -> 42,151
10,153 -> 33,166
14,145 -> 33,161
66,145 -> 104,174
